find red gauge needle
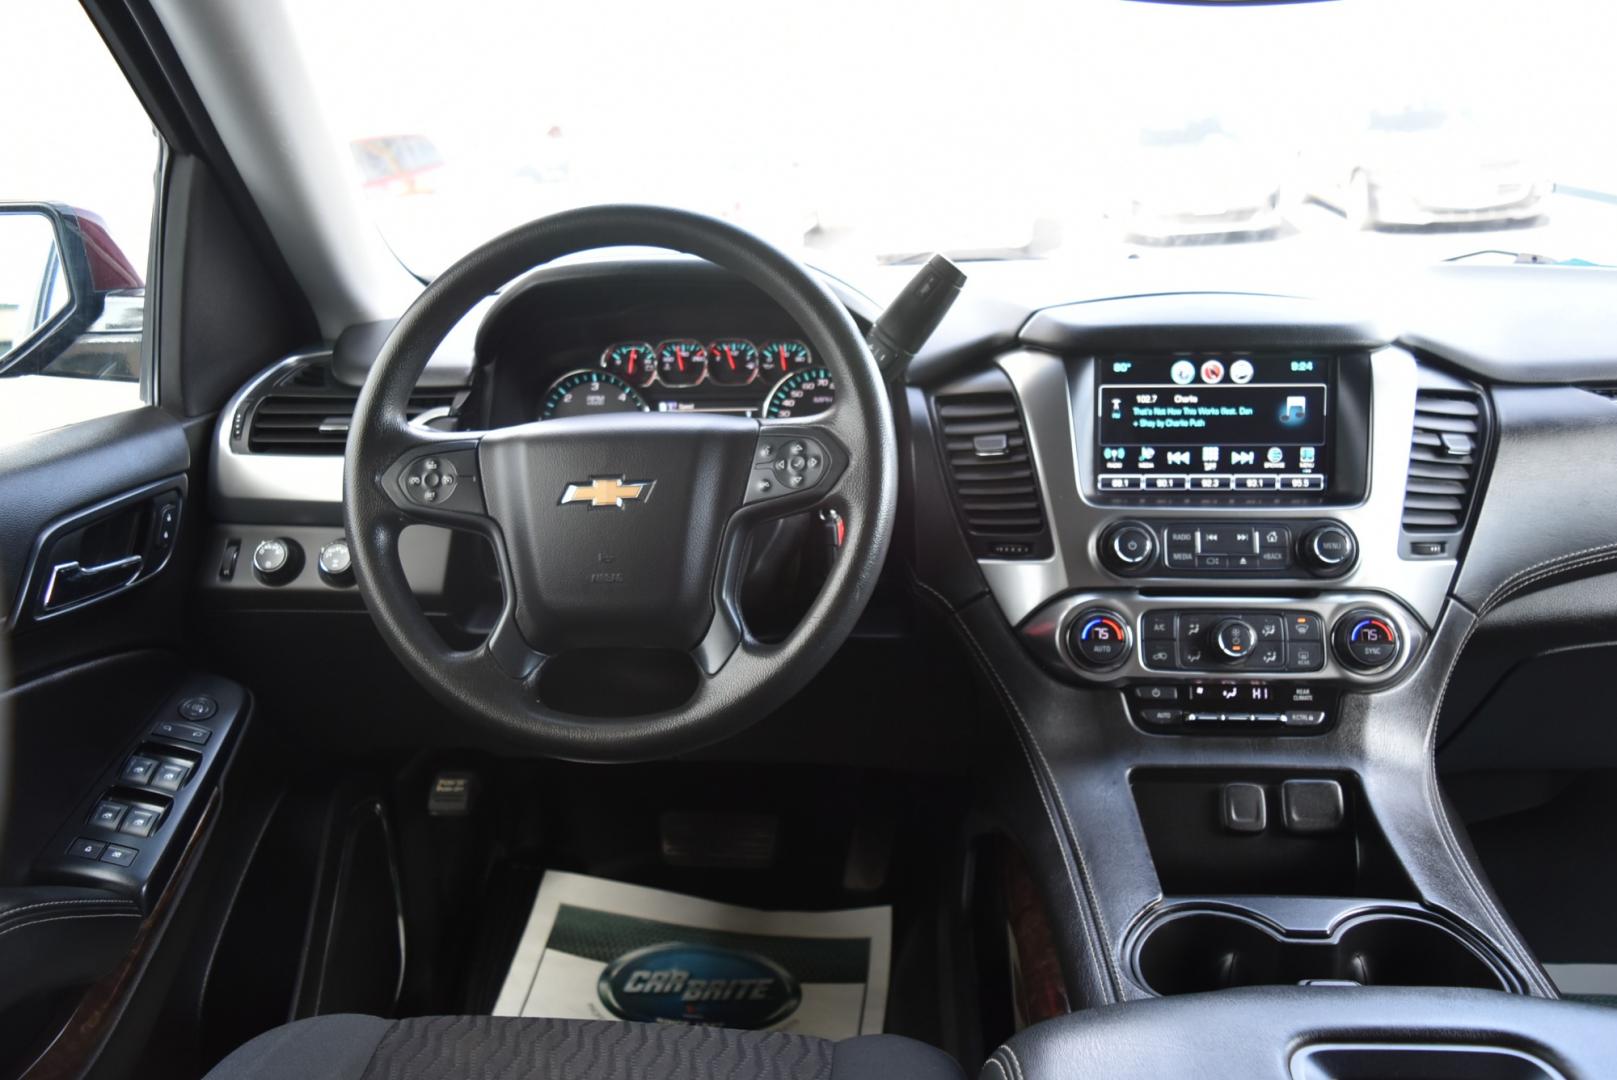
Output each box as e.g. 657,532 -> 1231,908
779,346 -> 788,371
724,346 -> 736,370
675,346 -> 686,371
627,350 -> 637,375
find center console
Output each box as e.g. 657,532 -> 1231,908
919,292 -> 1545,1021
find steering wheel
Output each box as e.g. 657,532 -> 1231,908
343,206 -> 896,761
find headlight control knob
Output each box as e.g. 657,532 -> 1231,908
317,538 -> 355,587
252,537 -> 303,586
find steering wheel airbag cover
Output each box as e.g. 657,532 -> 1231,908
343,206 -> 895,761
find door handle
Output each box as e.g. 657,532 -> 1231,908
41,553 -> 144,613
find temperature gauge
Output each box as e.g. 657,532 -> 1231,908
707,339 -> 760,386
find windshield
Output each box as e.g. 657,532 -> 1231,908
286,0 -> 1617,277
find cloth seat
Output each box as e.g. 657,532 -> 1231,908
203,1014 -> 964,1080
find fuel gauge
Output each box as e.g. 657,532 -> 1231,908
601,342 -> 657,387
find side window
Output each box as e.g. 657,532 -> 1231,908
0,5 -> 161,444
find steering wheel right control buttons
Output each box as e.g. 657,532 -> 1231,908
1334,609 -> 1402,671
398,448 -> 482,512
1068,608 -> 1132,670
746,435 -> 829,503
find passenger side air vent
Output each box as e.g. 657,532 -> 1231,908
934,388 -> 1050,559
1402,388 -> 1484,532
247,363 -> 459,455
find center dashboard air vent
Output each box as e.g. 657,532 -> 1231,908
934,381 -> 1050,559
246,362 -> 460,455
1402,385 -> 1486,533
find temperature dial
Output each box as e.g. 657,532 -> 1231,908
1334,609 -> 1402,671
1069,608 -> 1132,670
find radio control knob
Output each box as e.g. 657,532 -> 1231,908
252,537 -> 302,586
1299,524 -> 1357,575
1333,609 -> 1402,671
1068,608 -> 1132,670
1210,618 -> 1258,662
1101,522 -> 1157,575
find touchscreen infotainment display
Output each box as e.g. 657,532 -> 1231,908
1095,354 -> 1331,494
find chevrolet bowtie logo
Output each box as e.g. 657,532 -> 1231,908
559,476 -> 655,509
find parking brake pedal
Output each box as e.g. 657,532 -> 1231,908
660,811 -> 778,868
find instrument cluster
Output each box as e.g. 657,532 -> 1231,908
538,338 -> 835,421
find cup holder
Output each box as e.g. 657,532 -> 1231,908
1132,906 -> 1517,996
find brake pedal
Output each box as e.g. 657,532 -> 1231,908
660,811 -> 778,868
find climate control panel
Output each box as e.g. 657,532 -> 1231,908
1022,593 -> 1419,735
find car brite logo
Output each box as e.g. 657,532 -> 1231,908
598,943 -> 803,1028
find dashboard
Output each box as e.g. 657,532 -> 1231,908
538,338 -> 834,421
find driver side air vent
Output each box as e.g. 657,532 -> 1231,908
247,363 -> 459,455
1402,388 -> 1485,532
934,388 -> 1050,559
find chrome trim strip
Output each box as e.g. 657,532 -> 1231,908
981,346 -> 1458,628
211,350 -> 344,510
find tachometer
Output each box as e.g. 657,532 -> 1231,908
764,367 -> 835,419
540,370 -> 650,420
760,340 -> 812,376
601,342 -> 657,387
656,339 -> 707,387
706,339 -> 760,386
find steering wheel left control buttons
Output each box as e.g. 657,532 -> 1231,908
1069,608 -> 1132,670
252,538 -> 302,585
746,435 -> 830,503
399,449 -> 481,511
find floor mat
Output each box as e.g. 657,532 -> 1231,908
492,871 -> 891,1038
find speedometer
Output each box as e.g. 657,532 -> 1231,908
763,367 -> 835,419
540,370 -> 650,420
